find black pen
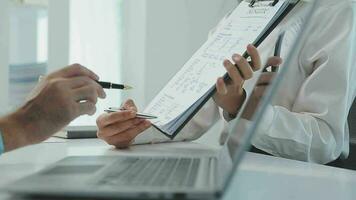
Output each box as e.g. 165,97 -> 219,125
271,31 -> 285,72
263,31 -> 285,72
96,81 -> 133,90
249,0 -> 256,7
271,0 -> 279,7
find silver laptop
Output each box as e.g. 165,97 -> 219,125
2,1 -> 316,199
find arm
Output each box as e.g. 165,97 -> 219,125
0,64 -> 105,152
251,1 -> 354,164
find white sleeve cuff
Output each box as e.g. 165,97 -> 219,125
252,104 -> 276,146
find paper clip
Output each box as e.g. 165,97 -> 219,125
249,0 -> 279,7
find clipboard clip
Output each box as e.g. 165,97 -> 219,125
249,0 -> 279,7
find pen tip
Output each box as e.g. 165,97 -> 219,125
124,85 -> 133,90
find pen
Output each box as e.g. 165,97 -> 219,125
104,107 -> 158,120
263,31 -> 285,72
271,0 -> 279,7
249,0 -> 256,7
272,31 -> 285,72
96,81 -> 133,90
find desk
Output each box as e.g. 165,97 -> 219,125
0,138 -> 356,200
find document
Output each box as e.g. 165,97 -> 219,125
144,0 -> 289,138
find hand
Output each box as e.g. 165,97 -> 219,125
213,44 -> 261,116
96,99 -> 151,149
242,56 -> 282,120
0,64 -> 106,151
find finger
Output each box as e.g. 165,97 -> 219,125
72,86 -> 99,104
232,54 -> 253,80
67,76 -> 92,89
98,118 -> 144,138
57,64 -> 99,80
216,78 -> 228,95
122,99 -> 138,112
96,110 -> 136,128
266,56 -> 282,67
107,120 -> 151,148
257,72 -> 275,85
246,44 -> 262,71
77,101 -> 96,116
67,76 -> 106,98
223,59 -> 243,86
71,80 -> 106,99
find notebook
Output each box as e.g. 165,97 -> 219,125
143,0 -> 299,139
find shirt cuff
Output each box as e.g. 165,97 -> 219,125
251,104 -> 275,147
0,130 -> 4,155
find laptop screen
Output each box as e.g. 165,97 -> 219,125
219,0 -> 316,192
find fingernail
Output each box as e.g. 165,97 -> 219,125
234,55 -> 241,61
92,75 -> 99,81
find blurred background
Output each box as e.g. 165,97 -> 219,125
1,0 -> 355,129
0,0 -> 236,126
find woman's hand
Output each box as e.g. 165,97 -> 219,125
213,44 -> 262,116
96,99 -> 151,149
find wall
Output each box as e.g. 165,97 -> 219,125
145,0 -> 237,103
122,0 -> 237,108
69,0 -> 122,126
9,6 -> 38,65
0,0 -> 10,114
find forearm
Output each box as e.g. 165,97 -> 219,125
0,102 -> 48,152
0,110 -> 32,152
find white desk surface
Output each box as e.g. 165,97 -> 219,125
0,137 -> 356,200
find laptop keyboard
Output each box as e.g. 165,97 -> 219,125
96,157 -> 201,187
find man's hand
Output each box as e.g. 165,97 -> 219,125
96,99 -> 151,149
0,64 -> 106,151
213,44 -> 261,116
242,56 -> 282,120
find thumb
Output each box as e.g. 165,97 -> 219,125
265,56 -> 282,67
122,99 -> 138,112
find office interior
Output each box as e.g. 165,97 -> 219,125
0,0 -> 356,200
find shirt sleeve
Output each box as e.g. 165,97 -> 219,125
251,1 -> 354,164
0,130 -> 4,155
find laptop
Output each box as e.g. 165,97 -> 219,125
2,1 -> 316,199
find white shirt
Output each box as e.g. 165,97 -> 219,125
134,0 -> 356,164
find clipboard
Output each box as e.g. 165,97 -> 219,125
147,0 -> 300,139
